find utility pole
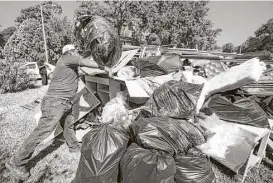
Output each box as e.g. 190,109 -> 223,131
40,3 -> 56,64
40,5 -> 48,64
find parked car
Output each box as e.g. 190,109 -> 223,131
20,62 -> 55,81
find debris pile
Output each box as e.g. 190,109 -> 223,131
71,16 -> 273,182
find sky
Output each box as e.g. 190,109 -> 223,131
0,1 -> 273,47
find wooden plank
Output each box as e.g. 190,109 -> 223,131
256,132 -> 270,165
236,124 -> 270,141
267,138 -> 273,152
85,75 -> 109,85
109,79 -> 121,99
125,80 -> 150,98
111,49 -> 139,74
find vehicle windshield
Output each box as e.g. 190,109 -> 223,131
25,64 -> 36,69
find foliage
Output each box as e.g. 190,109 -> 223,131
0,59 -> 30,94
0,2 -> 75,93
74,1 -> 221,50
222,43 -> 235,53
4,19 -> 45,63
240,18 -> 273,53
0,26 -> 16,48
4,3 -> 75,65
15,1 -> 62,25
47,16 -> 76,65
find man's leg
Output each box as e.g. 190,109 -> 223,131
61,111 -> 80,151
6,97 -> 71,179
41,73 -> 48,85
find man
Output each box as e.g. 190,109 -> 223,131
5,44 -> 110,180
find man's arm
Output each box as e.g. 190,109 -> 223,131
80,58 -> 113,77
80,58 -> 101,68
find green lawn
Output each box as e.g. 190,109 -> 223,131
0,86 -> 273,183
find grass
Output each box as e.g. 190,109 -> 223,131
0,86 -> 273,183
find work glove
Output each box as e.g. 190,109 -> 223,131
104,66 -> 113,78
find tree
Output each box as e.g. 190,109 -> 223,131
47,16 -> 76,64
0,26 -> 16,48
4,19 -> 44,63
4,17 -> 75,65
240,18 -> 273,53
74,1 -> 221,50
4,2 -> 75,65
222,43 -> 235,53
15,1 -> 62,25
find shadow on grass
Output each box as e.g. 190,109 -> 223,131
210,158 -> 241,183
211,158 -> 237,177
26,140 -> 64,171
263,151 -> 273,171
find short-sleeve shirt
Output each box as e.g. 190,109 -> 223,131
46,55 -> 82,100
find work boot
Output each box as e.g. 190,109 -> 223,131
69,144 -> 82,153
5,157 -> 29,180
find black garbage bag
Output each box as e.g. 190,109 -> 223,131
120,143 -> 176,183
174,147 -> 215,183
208,94 -> 269,128
75,15 -> 122,68
135,54 -> 183,77
130,117 -> 207,155
135,60 -> 166,77
256,95 -> 273,119
72,124 -> 129,183
145,80 -> 203,119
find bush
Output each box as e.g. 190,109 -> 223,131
0,60 -> 31,94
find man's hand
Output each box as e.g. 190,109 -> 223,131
104,66 -> 113,78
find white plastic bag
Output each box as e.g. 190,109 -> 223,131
182,71 -> 207,84
117,66 -> 136,79
101,91 -> 129,125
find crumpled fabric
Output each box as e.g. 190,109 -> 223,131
174,147 -> 215,183
144,80 -> 203,119
72,124 -> 129,183
120,143 -> 176,183
130,117 -> 207,155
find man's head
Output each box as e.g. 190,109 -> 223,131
62,44 -> 79,56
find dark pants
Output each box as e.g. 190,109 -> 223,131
41,73 -> 48,85
14,96 -> 78,166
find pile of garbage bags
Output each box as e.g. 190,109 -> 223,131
72,82 -> 216,183
72,46 -> 273,182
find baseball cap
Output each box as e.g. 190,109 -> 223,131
62,44 -> 76,54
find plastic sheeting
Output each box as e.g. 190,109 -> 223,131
72,124 -> 129,183
174,148 -> 215,183
196,113 -> 257,173
75,15 -> 122,68
145,80 -> 203,119
120,143 -> 176,183
208,94 -> 270,128
130,117 -> 207,155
